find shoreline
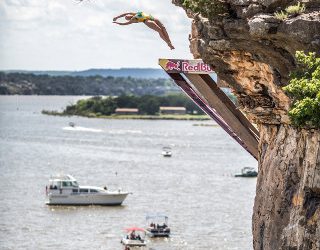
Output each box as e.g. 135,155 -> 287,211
42,110 -> 211,121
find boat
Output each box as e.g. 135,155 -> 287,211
162,146 -> 172,157
69,122 -> 75,127
146,214 -> 171,237
235,167 -> 258,177
45,174 -> 130,205
121,227 -> 147,247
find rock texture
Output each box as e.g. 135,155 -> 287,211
173,0 -> 320,249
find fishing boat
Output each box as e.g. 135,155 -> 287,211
46,174 -> 130,205
162,146 -> 172,157
235,167 -> 258,177
146,214 -> 171,237
121,227 -> 147,247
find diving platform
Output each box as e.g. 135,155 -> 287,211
159,59 -> 259,160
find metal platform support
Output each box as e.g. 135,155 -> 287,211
159,59 -> 259,160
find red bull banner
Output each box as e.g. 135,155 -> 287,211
159,59 -> 214,74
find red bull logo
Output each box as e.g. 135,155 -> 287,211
165,61 -> 181,71
181,61 -> 212,73
160,59 -> 214,74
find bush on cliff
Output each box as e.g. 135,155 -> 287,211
182,0 -> 228,19
284,51 -> 320,128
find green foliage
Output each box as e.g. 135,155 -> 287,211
274,11 -> 288,20
62,94 -> 206,117
182,0 -> 228,19
65,96 -> 116,116
285,2 -> 306,15
137,95 -> 160,115
275,2 -> 305,20
283,51 -> 320,128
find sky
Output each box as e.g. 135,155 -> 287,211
0,0 -> 193,70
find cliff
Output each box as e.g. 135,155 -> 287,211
173,0 -> 320,249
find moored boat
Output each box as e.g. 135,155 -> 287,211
234,167 -> 258,177
162,146 -> 172,157
46,174 -> 130,205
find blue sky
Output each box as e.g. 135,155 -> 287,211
0,0 -> 193,70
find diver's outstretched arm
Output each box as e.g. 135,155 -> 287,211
113,12 -> 135,21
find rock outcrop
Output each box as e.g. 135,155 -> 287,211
173,0 -> 320,249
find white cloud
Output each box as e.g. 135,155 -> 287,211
0,0 -> 193,70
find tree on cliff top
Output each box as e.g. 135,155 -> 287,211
284,51 -> 320,128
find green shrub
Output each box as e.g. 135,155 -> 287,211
275,10 -> 288,20
275,2 -> 306,20
182,0 -> 228,19
283,51 -> 320,128
285,2 -> 305,15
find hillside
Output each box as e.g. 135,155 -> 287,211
4,68 -> 169,79
0,72 -> 179,96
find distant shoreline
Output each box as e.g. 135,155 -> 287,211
42,110 -> 210,121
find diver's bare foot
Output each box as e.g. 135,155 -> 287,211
169,44 -> 175,50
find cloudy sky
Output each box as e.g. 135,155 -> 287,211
0,0 -> 193,70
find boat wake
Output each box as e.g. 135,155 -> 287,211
108,129 -> 142,135
62,126 -> 103,133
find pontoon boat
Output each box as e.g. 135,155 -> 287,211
146,214 -> 171,237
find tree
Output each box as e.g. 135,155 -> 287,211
138,95 -> 160,115
283,51 -> 320,128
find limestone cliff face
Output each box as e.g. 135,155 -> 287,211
173,0 -> 320,249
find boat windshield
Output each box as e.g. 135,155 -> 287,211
62,181 -> 78,187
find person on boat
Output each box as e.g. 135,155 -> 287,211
130,230 -> 136,240
113,11 -> 175,50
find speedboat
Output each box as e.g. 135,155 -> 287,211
146,214 -> 171,237
162,147 -> 172,157
121,227 -> 147,247
235,167 -> 258,177
45,174 -> 130,205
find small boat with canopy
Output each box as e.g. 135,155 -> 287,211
146,214 -> 171,237
161,146 -> 172,157
121,227 -> 147,247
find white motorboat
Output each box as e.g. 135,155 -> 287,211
121,227 -> 147,247
162,147 -> 172,157
146,214 -> 171,237
46,174 -> 129,205
235,167 -> 258,177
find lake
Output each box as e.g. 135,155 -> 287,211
0,96 -> 257,250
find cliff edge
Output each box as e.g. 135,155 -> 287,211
173,0 -> 320,249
